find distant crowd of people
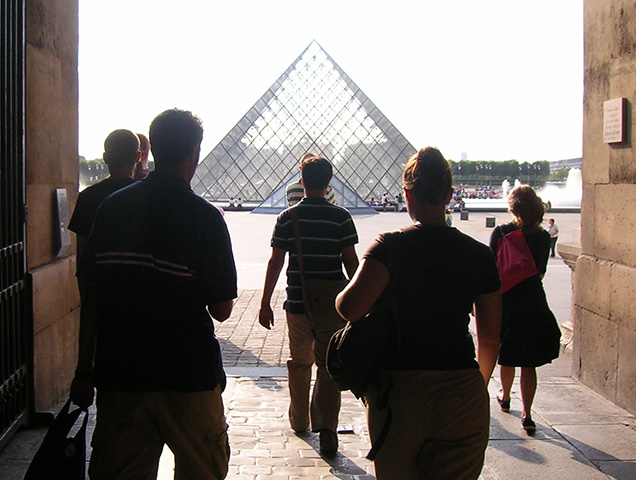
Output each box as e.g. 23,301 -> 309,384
366,184 -> 505,214
367,192 -> 404,211
68,113 -> 560,479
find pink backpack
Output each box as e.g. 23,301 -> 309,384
496,229 -> 538,294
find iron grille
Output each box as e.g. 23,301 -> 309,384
0,0 -> 28,450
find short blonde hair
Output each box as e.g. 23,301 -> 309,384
300,152 -> 317,164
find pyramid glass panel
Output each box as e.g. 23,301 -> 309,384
193,41 -> 417,208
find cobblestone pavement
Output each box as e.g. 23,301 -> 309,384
216,290 -> 288,369
2,212 -> 636,479
214,289 -> 376,478
220,377 -> 375,479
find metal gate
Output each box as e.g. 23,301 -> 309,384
0,0 -> 28,450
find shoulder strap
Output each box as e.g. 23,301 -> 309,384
290,207 -> 305,283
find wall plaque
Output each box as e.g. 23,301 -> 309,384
55,188 -> 71,257
603,97 -> 625,144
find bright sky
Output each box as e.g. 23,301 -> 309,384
79,0 -> 583,163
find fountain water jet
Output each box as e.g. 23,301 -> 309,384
464,169 -> 582,212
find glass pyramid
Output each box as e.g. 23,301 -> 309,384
192,40 -> 417,209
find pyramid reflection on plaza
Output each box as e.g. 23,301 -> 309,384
192,41 -> 417,211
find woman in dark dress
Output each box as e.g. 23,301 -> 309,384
489,185 -> 561,433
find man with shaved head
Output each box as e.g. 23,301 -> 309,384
69,129 -> 140,258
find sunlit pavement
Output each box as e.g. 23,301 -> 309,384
2,211 -> 635,479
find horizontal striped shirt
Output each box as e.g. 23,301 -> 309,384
285,180 -> 337,206
271,197 -> 358,314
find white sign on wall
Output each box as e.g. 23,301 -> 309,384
603,97 -> 625,144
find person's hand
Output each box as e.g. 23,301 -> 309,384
259,305 -> 274,330
70,377 -> 94,410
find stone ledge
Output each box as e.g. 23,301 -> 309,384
557,241 -> 582,271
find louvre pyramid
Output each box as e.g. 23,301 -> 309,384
192,40 -> 417,208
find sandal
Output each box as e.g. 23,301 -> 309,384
496,390 -> 510,412
522,415 -> 536,432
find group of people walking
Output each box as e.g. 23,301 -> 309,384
69,109 -> 561,479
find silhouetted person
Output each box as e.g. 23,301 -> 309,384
337,147 -> 501,479
490,186 -> 561,434
286,152 -> 337,206
547,218 -> 559,257
260,156 -> 358,457
71,109 -> 237,479
69,129 -> 140,259
133,132 -> 151,180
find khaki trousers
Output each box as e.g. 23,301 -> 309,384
89,386 -> 229,480
367,369 -> 489,480
286,311 -> 341,433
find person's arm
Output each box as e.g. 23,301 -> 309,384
336,257 -> 389,322
259,247 -> 286,329
69,279 -> 98,409
473,290 -> 502,386
75,235 -> 89,299
341,245 -> 359,279
208,300 -> 234,322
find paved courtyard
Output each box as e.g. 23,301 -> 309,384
2,210 -> 635,479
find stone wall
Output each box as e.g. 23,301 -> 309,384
575,0 -> 636,415
25,0 -> 80,411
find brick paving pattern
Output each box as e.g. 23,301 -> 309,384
217,290 -> 288,368
2,213 -> 635,479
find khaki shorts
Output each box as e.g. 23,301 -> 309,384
89,386 -> 229,480
367,369 -> 489,480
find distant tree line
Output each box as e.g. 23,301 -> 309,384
78,155 -> 571,192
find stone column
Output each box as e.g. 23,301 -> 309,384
556,228 -> 581,354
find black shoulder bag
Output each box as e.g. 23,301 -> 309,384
326,230 -> 403,459
24,399 -> 89,480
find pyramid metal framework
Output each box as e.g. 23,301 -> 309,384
192,40 -> 417,208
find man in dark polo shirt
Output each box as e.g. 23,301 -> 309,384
259,156 -> 359,457
70,109 -> 237,479
68,129 -> 140,259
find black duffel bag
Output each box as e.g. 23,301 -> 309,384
24,399 -> 89,480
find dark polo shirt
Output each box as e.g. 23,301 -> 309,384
78,171 -> 237,392
68,177 -> 136,237
271,197 -> 358,314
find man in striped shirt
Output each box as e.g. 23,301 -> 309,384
259,156 -> 359,457
286,152 -> 338,206
71,109 -> 237,479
